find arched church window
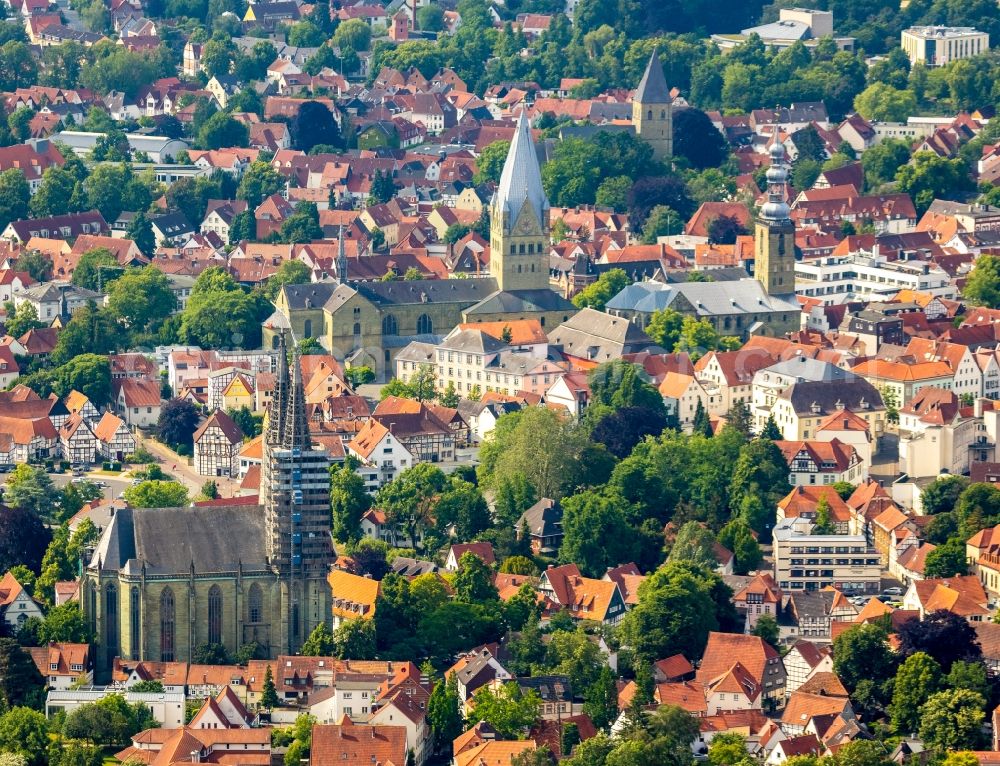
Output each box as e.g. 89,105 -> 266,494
353,322 -> 361,336
248,584 -> 262,624
105,583 -> 118,653
647,109 -> 652,119
661,110 -> 666,119
160,588 -> 175,662
303,319 -> 313,338
130,587 -> 140,659
416,314 -> 433,335
208,585 -> 222,645
382,315 -> 398,336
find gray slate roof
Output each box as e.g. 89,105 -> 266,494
635,51 -> 670,104
91,505 -> 270,575
493,111 -> 549,224
464,288 -> 576,315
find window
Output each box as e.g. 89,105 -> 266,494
105,583 -> 119,657
303,319 -> 313,338
160,587 -> 175,662
130,587 -> 140,659
248,583 -> 263,624
208,585 -> 222,645
382,315 -> 398,336
416,314 -> 433,335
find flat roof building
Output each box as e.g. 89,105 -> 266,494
902,26 -> 989,67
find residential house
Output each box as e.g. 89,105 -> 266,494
112,379 -> 161,428
0,571 -> 44,632
308,719 -> 407,766
193,409 -> 244,477
369,694 -> 430,766
348,419 -> 413,491
29,643 -> 91,690
93,411 -> 136,461
537,564 -> 627,625
327,569 -> 378,629
370,396 -> 455,464
60,413 -> 98,465
732,573 -> 782,632
783,640 -> 833,696
902,575 -> 989,620
516,498 -> 563,555
445,542 -> 496,571
1,210 -> 108,242
696,632 -> 787,706
774,439 -> 866,487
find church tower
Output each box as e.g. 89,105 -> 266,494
633,51 -> 672,161
335,224 -> 348,285
262,333 -> 333,654
755,142 -> 797,296
489,110 -> 551,293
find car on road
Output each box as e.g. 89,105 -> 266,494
882,586 -> 903,596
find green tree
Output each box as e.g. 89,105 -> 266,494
261,665 -> 279,709
0,707 -> 48,766
708,733 -> 749,766
4,301 -> 43,338
37,602 -> 94,644
236,161 -> 285,207
620,562 -> 724,663
963,254 -> 1000,308
919,688 -> 987,751
832,623 -> 895,693
853,83 -> 918,122
571,269 -> 629,311
71,248 -> 119,292
453,551 -> 498,603
126,211 -> 155,257
921,475 -> 970,515
300,621 -> 335,656
587,360 -> 665,415
106,266 -> 176,331
646,307 -> 685,351
583,665 -> 618,731
427,676 -> 464,753
641,204 -> 683,242
595,175 -> 632,210
0,168 -> 29,231
330,463 -> 370,544
751,613 -> 779,648
890,651 -> 943,734
718,518 -> 762,574
122,480 -> 189,508
896,151 -> 975,215
30,166 -> 79,218
862,138 -> 911,190
0,639 -> 44,709
667,521 -> 717,570
468,683 -> 541,739
332,618 -> 376,659
6,464 -> 60,519
198,112 -> 249,150
923,537 -> 968,578
559,490 -> 636,577
813,496 -> 835,534
478,408 -> 590,500
474,140 -> 511,186
278,202 -> 323,244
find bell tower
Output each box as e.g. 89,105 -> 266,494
489,110 -> 550,293
633,51 -> 672,161
755,142 -> 797,296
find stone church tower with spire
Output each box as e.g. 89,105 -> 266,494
633,51 -> 673,161
488,110 -> 552,293
81,339 -> 332,677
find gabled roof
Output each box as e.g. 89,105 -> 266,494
114,379 -> 161,408
696,632 -> 782,690
193,409 -> 243,445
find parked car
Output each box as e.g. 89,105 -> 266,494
882,587 -> 903,596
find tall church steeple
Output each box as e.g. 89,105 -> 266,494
262,342 -> 333,654
489,110 -> 550,293
633,51 -> 673,161
755,142 -> 796,296
335,224 -> 348,285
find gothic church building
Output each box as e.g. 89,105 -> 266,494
82,335 -> 333,674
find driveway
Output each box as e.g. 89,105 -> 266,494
137,434 -> 244,500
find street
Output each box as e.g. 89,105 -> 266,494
136,433 -> 243,500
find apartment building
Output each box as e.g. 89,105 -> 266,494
773,517 -> 882,594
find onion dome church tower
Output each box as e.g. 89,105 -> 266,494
754,142 -> 797,297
